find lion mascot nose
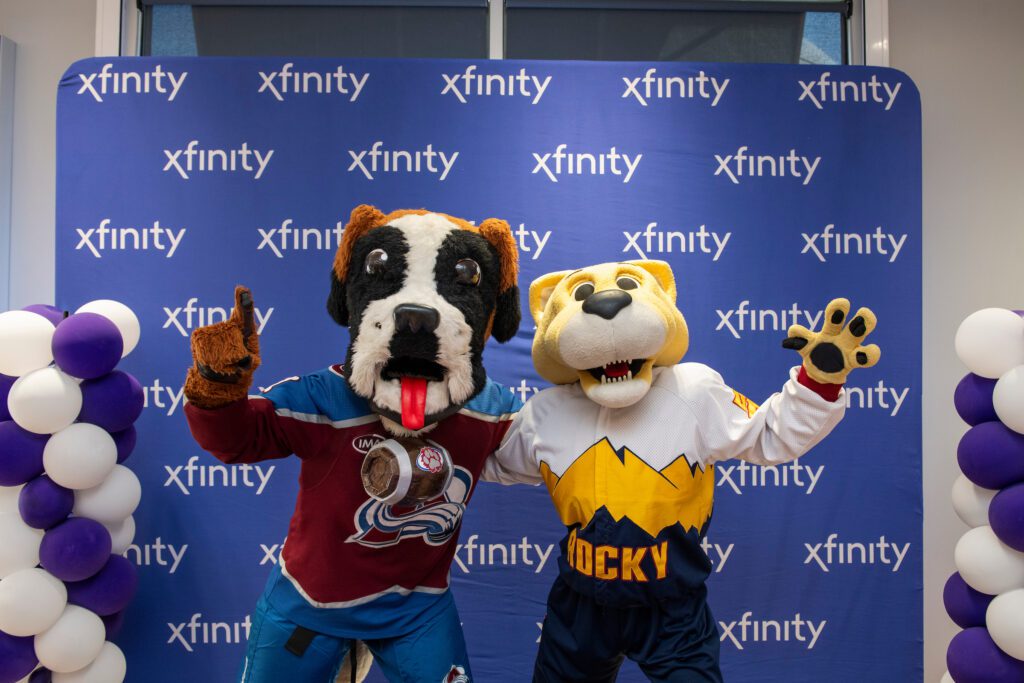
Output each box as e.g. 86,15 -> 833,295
583,290 -> 633,320
394,304 -> 441,333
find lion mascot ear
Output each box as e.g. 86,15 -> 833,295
327,204 -> 386,326
478,217 -> 521,343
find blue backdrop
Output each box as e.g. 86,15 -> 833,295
56,57 -> 921,682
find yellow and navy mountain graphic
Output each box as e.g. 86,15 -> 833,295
540,437 -> 715,539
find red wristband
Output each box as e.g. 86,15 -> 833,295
797,366 -> 843,402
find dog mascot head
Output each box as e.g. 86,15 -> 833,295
327,205 -> 520,434
530,260 -> 687,408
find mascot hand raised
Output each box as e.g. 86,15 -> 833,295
183,285 -> 261,409
783,297 -> 880,385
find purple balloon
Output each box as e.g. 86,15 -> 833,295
0,630 -> 38,683
111,425 -> 137,464
948,627 -> 1024,682
78,371 -> 144,433
955,374 -> 1000,426
22,304 -> 65,327
66,555 -> 138,616
990,482 -> 1024,552
0,421 -> 48,486
18,476 -> 74,530
958,421 -> 1024,490
51,312 -> 123,380
944,572 -> 994,628
28,669 -> 51,683
39,517 -> 112,582
102,610 -> 126,640
0,374 -> 14,422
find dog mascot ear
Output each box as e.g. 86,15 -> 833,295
478,217 -> 520,343
327,204 -> 387,327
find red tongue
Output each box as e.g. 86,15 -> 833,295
605,362 -> 629,378
400,376 -> 427,431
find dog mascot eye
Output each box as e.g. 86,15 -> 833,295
365,248 -> 388,275
572,282 -> 595,301
455,258 -> 481,286
616,276 -> 640,290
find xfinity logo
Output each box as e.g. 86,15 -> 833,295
347,141 -> 458,181
700,537 -> 734,574
441,65 -> 552,104
163,297 -> 273,336
168,614 -> 252,652
514,224 -> 552,260
75,219 -> 185,259
798,72 -> 902,110
532,145 -> 641,183
623,223 -> 731,261
846,382 -> 910,417
453,534 -> 555,574
719,612 -> 826,650
257,219 -> 345,257
164,456 -> 275,495
715,301 -> 823,339
77,63 -> 186,102
123,538 -> 188,574
508,379 -> 542,402
622,68 -> 729,107
257,62 -> 367,101
352,434 -> 386,454
716,461 -> 824,495
714,147 -> 821,186
259,540 -> 285,566
142,379 -> 186,416
163,140 -> 273,180
801,224 -> 908,263
804,534 -> 911,572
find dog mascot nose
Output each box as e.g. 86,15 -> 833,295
394,303 -> 441,333
582,289 -> 632,320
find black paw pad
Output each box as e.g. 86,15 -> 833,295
830,310 -> 845,325
810,342 -> 845,374
856,351 -> 869,365
849,316 -> 867,337
782,337 -> 809,350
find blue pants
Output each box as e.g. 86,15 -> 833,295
240,593 -> 473,683
533,577 -> 722,683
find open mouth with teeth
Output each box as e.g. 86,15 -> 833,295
586,359 -> 647,384
380,357 -> 447,431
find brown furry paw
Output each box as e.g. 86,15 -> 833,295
183,286 -> 262,408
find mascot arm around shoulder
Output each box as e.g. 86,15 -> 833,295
483,260 -> 879,683
182,205 -> 521,683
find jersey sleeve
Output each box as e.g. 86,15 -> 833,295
679,364 -> 846,466
482,397 -> 544,486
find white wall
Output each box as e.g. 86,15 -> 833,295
0,0 -> 96,309
889,1 -> 1024,680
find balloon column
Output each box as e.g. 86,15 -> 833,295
0,301 -> 142,683
945,308 -> 1024,682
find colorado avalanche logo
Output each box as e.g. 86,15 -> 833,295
443,665 -> 469,683
347,466 -> 473,548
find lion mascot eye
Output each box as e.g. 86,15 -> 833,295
455,258 -> 481,286
616,276 -> 640,290
365,248 -> 388,275
572,282 -> 595,301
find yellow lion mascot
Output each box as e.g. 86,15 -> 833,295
483,260 -> 879,682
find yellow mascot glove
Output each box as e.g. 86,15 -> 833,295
782,298 -> 880,385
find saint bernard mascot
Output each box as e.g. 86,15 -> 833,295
483,260 -> 881,682
183,205 -> 521,683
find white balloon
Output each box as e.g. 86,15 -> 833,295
73,466 -> 141,524
955,526 -> 1024,595
955,308 -> 1024,379
8,367 -> 82,434
952,474 -> 998,528
994,365 -> 1024,435
0,484 -> 24,515
0,513 -> 44,578
103,515 -> 135,556
941,672 -> 955,683
34,604 -> 106,673
75,300 -> 140,358
43,424 -> 117,490
52,642 -> 126,683
0,567 -> 68,636
987,588 -> 1024,661
0,311 -> 55,377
